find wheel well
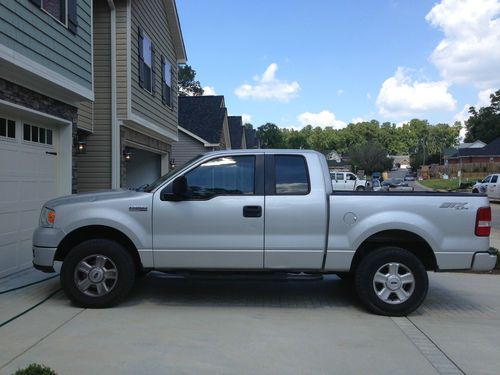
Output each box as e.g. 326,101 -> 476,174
350,230 -> 437,272
55,225 -> 143,273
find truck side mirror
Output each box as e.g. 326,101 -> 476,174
172,176 -> 188,196
161,176 -> 188,201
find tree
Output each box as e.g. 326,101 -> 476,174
465,90 -> 500,143
257,123 -> 284,148
178,65 -> 204,96
349,141 -> 393,174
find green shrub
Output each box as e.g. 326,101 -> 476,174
13,364 -> 57,375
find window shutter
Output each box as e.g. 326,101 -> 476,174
169,65 -> 174,107
138,27 -> 144,88
150,44 -> 156,95
161,56 -> 166,104
29,0 -> 41,7
68,0 -> 78,34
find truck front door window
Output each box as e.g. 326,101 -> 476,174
185,156 -> 255,199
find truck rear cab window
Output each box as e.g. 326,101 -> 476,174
185,156 -> 255,199
274,155 -> 310,195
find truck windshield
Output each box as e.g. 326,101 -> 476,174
143,154 -> 204,192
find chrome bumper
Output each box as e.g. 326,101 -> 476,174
471,249 -> 498,272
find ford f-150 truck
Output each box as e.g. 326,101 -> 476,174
33,150 -> 497,316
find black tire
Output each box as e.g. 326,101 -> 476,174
60,239 -> 136,308
354,246 -> 428,316
356,186 -> 365,191
472,189 -> 479,193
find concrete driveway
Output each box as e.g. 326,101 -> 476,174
1,268 -> 499,375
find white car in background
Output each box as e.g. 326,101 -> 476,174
331,171 -> 367,191
472,174 -> 500,199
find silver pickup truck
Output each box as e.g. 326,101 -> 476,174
33,150 -> 497,316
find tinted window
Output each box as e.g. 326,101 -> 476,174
347,173 -> 357,180
336,173 -> 344,180
491,176 -> 498,183
275,155 -> 309,195
185,156 -> 255,199
483,176 -> 492,183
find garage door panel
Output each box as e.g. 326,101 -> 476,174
0,118 -> 59,277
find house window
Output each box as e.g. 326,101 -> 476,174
29,0 -> 78,33
42,0 -> 66,24
161,57 -> 172,107
138,28 -> 156,94
0,118 -> 16,139
23,124 -> 53,145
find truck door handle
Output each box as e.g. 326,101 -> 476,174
243,205 -> 262,218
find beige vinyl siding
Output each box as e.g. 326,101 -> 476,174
171,131 -> 207,168
77,1 -> 111,192
130,0 -> 178,135
116,0 -> 128,118
77,101 -> 93,132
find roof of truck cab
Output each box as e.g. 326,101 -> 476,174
203,149 -> 322,155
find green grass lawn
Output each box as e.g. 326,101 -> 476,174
419,178 -> 476,191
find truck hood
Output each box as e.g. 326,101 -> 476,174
45,189 -> 148,209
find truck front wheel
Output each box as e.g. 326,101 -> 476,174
354,246 -> 428,316
60,239 -> 136,308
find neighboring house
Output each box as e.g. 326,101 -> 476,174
244,127 -> 260,149
171,95 -> 231,167
228,116 -> 244,150
444,140 -> 486,160
0,0 -> 93,277
322,150 -> 351,172
77,0 -> 187,191
390,155 -> 410,169
447,138 -> 500,165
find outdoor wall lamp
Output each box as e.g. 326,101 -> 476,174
123,148 -> 132,161
74,140 -> 87,154
169,158 -> 176,169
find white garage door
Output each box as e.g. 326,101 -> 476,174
0,115 -> 59,277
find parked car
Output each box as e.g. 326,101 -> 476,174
472,174 -> 500,199
331,171 -> 367,191
372,171 -> 382,181
367,179 -> 381,191
381,178 -> 414,191
33,150 -> 496,316
404,173 -> 416,181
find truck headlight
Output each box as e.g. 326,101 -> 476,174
39,207 -> 56,228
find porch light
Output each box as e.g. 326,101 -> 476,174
169,158 -> 176,169
123,148 -> 132,161
74,140 -> 87,154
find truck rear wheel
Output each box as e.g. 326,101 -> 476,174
354,246 -> 428,316
60,239 -> 136,308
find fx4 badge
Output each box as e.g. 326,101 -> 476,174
439,202 -> 468,210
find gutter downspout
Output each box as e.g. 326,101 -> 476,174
107,0 -> 119,189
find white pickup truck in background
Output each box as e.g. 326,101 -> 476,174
472,174 -> 500,199
331,171 -> 367,191
33,150 -> 496,316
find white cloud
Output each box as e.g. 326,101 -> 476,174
351,117 -> 366,124
396,120 -> 409,128
366,92 -> 372,100
376,67 -> 456,118
235,63 -> 300,102
241,113 -> 252,124
426,0 -> 500,88
337,89 -> 344,96
297,110 -> 346,129
202,86 -> 217,95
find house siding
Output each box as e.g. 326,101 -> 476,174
130,0 -> 178,136
0,0 -> 92,89
77,101 -> 93,132
171,130 -> 207,167
76,1 -> 111,192
116,0 -> 128,119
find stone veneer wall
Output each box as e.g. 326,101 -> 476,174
0,78 -> 78,193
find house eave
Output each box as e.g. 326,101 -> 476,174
164,0 -> 187,64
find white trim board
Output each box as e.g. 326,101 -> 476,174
0,44 -> 94,103
178,126 -> 219,148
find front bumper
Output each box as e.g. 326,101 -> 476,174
33,246 -> 57,273
471,249 -> 498,272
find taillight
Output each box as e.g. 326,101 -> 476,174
475,207 -> 491,236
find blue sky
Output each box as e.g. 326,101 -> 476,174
176,0 -> 500,130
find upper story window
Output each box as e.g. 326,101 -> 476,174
138,27 -> 156,94
161,57 -> 172,107
29,0 -> 78,34
274,155 -> 310,195
183,156 -> 255,200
